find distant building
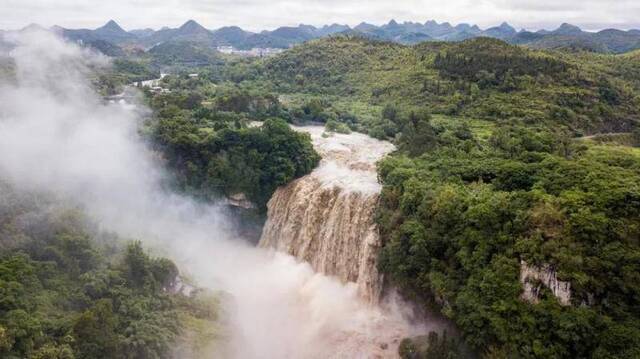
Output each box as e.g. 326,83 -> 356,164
150,86 -> 170,94
132,73 -> 168,88
215,46 -> 284,58
216,46 -> 234,54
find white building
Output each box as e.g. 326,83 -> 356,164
216,46 -> 285,58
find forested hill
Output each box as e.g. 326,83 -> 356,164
0,183 -> 219,358
251,36 -> 640,136
77,33 -> 640,358
210,35 -> 640,357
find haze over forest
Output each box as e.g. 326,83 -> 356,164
1,1 -> 640,359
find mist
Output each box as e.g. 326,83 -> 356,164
0,29 -> 424,358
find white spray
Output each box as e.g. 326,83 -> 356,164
0,30 -> 425,358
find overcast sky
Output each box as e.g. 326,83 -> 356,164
1,0 -> 639,32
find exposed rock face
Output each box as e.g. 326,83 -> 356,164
259,127 -> 395,303
520,260 -> 572,306
226,192 -> 256,209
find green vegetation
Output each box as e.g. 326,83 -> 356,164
229,36 -> 639,138
104,35 -> 640,137
146,85 -> 320,209
377,117 -> 640,357
399,331 -> 465,359
0,58 -> 15,83
208,35 -> 639,357
524,30 -> 640,54
95,59 -> 159,96
148,41 -> 223,67
0,183 -> 219,358
92,35 -> 640,357
325,118 -> 351,134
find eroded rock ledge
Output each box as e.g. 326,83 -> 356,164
520,260 -> 571,306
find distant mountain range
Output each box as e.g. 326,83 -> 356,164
3,19 -> 640,56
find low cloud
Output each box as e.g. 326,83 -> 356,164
0,29 -> 422,357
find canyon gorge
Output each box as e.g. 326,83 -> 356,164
0,31 -> 422,359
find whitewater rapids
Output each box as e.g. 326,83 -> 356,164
260,126 -> 395,304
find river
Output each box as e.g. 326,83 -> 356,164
2,31 -> 428,358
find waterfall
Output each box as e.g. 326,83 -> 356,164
0,30 -> 420,357
259,126 -> 395,303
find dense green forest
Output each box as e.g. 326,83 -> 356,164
6,32 -> 640,357
378,116 -> 640,357
187,36 -> 638,357
254,36 -> 639,136
0,182 -> 219,358
144,85 -> 320,210
119,35 -> 639,137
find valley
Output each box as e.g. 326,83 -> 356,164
1,11 -> 640,359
